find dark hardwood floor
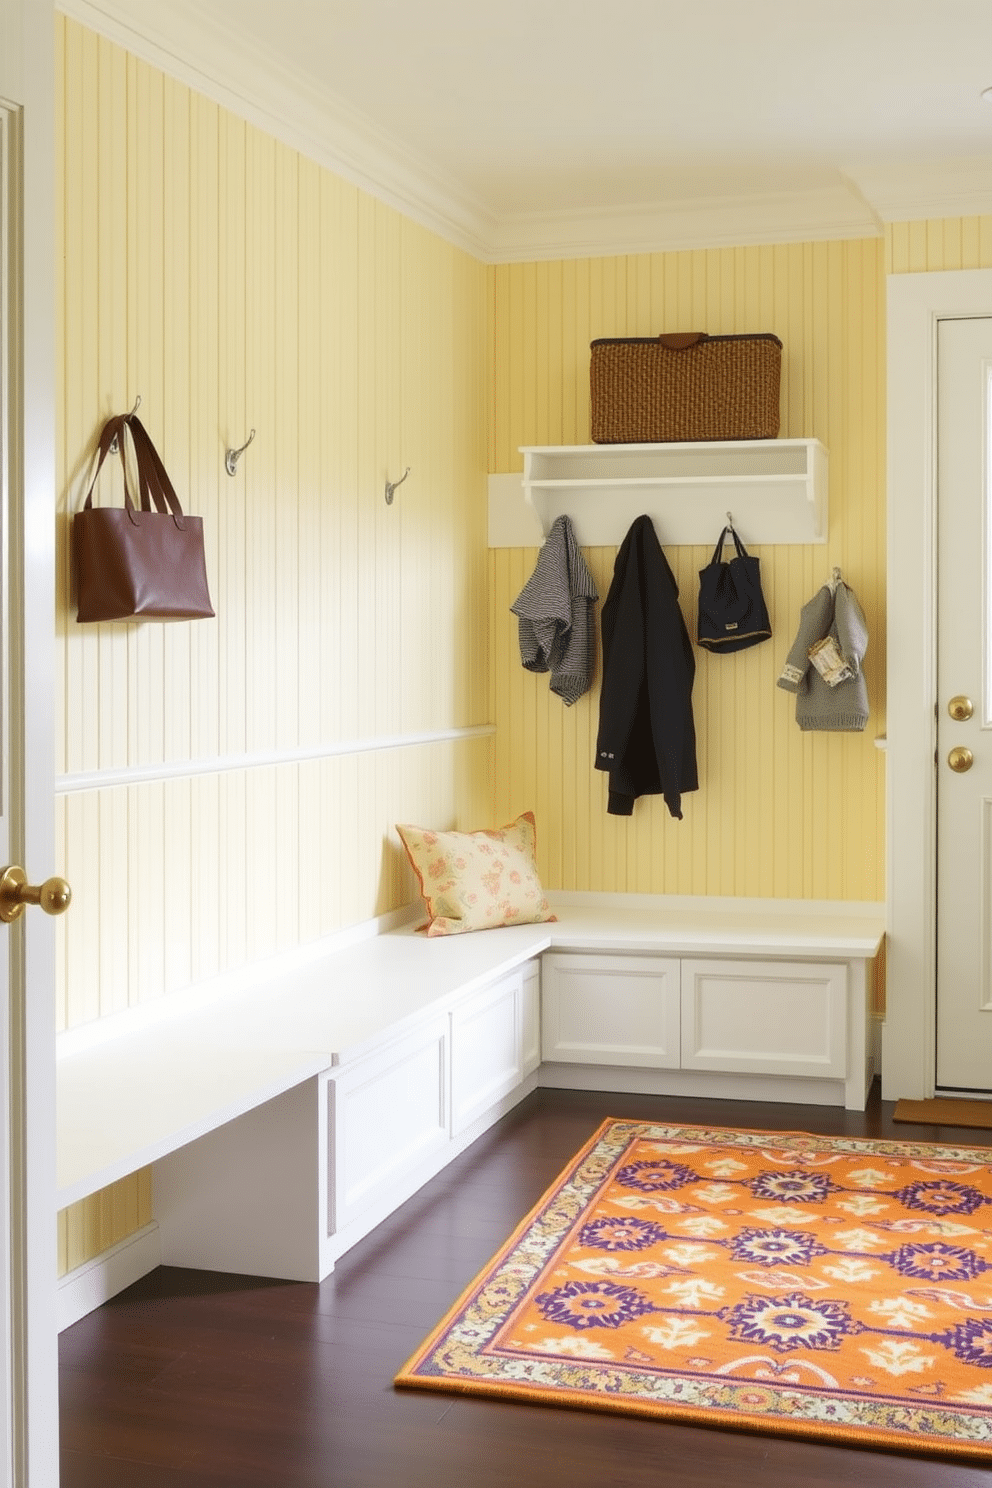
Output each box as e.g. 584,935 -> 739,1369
59,1085 -> 992,1487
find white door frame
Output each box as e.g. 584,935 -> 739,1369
884,267 -> 992,1101
1,0 -> 59,1483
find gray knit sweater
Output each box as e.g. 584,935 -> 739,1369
511,515 -> 599,705
776,581 -> 869,731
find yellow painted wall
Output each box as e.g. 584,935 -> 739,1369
54,17 -> 490,1273
489,242 -> 887,899
886,217 -> 992,273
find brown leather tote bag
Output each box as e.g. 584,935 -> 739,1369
74,412 -> 215,622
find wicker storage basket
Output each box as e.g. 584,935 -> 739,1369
590,331 -> 782,443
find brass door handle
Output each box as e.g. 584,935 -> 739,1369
948,695 -> 975,722
0,866 -> 72,923
948,746 -> 974,774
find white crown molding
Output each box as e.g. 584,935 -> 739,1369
489,187 -> 884,263
56,0 -> 497,258
55,1 -> 992,263
844,157 -> 992,224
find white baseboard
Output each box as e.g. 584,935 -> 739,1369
58,1221 -> 161,1331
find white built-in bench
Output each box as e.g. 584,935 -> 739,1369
56,893 -> 885,1313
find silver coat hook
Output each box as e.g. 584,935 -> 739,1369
385,467 -> 410,505
109,395 -> 141,454
225,428 -> 255,476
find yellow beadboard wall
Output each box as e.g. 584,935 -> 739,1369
58,1169 -> 152,1280
54,17 -> 489,1273
488,241 -> 887,899
886,216 -> 992,273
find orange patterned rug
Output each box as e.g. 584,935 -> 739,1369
396,1119 -> 992,1460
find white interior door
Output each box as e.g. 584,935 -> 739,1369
0,2 -> 61,1482
936,315 -> 992,1092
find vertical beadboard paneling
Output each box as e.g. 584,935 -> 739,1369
297,157 -> 323,758
218,110 -> 248,759
273,143 -> 301,755
58,8 -> 488,1005
489,237 -> 887,902
58,1169 -> 153,1278
187,89 -> 219,763
886,216 -> 992,274
55,14 -> 489,1272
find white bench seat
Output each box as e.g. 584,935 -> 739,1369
548,893 -> 883,959
56,915 -> 550,1208
56,892 -> 885,1318
58,894 -> 883,1208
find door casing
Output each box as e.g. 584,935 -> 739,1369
0,0 -> 60,1482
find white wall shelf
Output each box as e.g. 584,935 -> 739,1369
488,438 -> 827,547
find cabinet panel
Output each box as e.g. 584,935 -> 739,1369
542,953 -> 680,1068
450,971 -> 524,1135
521,962 -> 541,1076
328,1016 -> 448,1234
680,958 -> 847,1078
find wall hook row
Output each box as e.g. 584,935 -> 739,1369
108,395 -> 141,454
225,429 -> 255,476
385,467 -> 410,505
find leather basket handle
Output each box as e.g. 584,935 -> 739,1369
657,332 -> 708,350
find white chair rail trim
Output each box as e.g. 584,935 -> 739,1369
56,723 -> 495,793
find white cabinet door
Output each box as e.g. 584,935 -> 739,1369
328,1015 -> 449,1234
680,958 -> 847,1079
542,953 -> 681,1068
450,970 -> 524,1135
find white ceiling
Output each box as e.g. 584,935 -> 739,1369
66,0 -> 992,258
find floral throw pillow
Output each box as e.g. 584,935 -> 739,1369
396,812 -> 555,937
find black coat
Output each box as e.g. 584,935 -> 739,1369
594,515 -> 698,819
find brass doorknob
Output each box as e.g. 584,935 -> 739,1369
0,866 -> 72,924
948,696 -> 975,722
948,746 -> 974,774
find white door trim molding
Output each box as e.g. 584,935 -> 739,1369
0,0 -> 60,1477
884,268 -> 992,1100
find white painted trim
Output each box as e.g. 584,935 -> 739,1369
57,1223 -> 161,1332
55,0 -> 496,260
883,269 -> 992,1101
3,0 -> 62,1478
56,723 -> 495,794
847,159 -> 992,227
53,0 -> 990,265
536,1064 -> 874,1110
0,90 -> 19,1488
490,188 -> 882,264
